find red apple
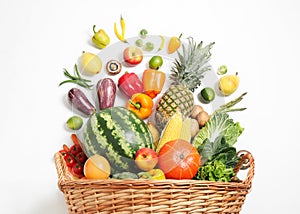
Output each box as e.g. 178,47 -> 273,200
123,46 -> 143,66
135,148 -> 158,171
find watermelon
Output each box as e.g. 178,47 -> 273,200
82,106 -> 154,173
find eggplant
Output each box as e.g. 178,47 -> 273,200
96,78 -> 116,110
68,88 -> 96,116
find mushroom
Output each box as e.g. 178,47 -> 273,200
106,59 -> 122,75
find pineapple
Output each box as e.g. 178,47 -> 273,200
155,37 -> 215,131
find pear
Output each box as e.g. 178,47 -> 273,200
80,52 -> 102,75
218,73 -> 240,96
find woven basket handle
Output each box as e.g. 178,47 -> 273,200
234,150 -> 255,186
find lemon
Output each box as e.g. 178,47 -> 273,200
218,73 -> 240,96
81,52 -> 102,75
198,87 -> 215,103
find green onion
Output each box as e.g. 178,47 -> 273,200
59,64 -> 93,89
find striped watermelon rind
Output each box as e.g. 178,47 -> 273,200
83,106 -> 154,173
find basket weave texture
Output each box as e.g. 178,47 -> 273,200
54,150 -> 254,214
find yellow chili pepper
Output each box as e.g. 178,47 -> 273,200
126,93 -> 153,119
120,15 -> 126,38
168,33 -> 182,54
138,169 -> 166,180
114,15 -> 127,43
142,69 -> 166,99
156,35 -> 165,53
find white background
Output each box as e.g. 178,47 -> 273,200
1,0 -> 300,213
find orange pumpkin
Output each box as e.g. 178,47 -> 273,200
158,139 -> 201,179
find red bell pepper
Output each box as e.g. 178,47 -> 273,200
118,72 -> 144,98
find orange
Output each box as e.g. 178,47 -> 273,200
83,154 -> 111,179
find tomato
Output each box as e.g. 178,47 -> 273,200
76,151 -> 87,163
72,163 -> 84,176
158,139 -> 201,179
69,144 -> 82,156
84,154 -> 111,179
59,149 -> 68,157
64,154 -> 76,167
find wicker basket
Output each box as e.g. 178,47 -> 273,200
54,150 -> 254,214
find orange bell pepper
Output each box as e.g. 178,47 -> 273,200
142,69 -> 166,99
126,93 -> 154,119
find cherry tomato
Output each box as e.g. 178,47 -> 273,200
76,151 -> 87,163
64,154 -> 76,167
69,144 -> 82,156
72,163 -> 83,176
59,149 -> 68,157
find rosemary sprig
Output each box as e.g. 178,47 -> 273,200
59,64 -> 94,89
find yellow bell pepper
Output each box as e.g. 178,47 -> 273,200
138,169 -> 166,180
92,25 -> 110,49
167,33 -> 182,54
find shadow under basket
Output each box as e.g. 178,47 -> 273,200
54,150 -> 255,214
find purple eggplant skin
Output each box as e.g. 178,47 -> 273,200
68,88 -> 96,116
97,78 -> 117,110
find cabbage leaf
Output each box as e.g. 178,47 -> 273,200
192,112 -> 244,151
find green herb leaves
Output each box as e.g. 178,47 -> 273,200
194,135 -> 240,182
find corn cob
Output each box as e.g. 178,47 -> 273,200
179,117 -> 192,142
156,111 -> 183,153
147,121 -> 160,150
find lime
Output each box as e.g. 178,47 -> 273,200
199,87 -> 215,103
149,55 -> 163,70
67,115 -> 83,130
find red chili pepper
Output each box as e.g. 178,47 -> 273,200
118,72 -> 143,98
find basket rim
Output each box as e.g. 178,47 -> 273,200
54,150 -> 255,190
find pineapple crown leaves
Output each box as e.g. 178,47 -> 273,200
170,37 -> 215,92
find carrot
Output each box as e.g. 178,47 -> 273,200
71,134 -> 83,146
63,144 -> 70,152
